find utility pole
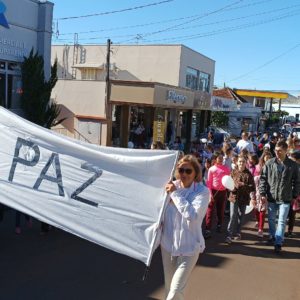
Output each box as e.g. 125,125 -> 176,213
105,39 -> 112,146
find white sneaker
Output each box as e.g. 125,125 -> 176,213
258,230 -> 263,238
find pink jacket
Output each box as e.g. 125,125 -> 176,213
206,164 -> 230,191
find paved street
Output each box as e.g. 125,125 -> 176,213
0,208 -> 299,300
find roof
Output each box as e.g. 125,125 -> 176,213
213,88 -> 235,99
212,88 -> 247,103
234,89 -> 288,99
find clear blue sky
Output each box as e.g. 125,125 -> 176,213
50,0 -> 300,95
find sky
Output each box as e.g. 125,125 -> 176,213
50,0 -> 300,96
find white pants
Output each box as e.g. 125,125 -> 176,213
161,247 -> 199,300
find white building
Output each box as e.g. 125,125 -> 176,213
0,0 -> 53,115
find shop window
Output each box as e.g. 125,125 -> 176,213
0,72 -> 5,107
81,68 -> 97,80
186,67 -> 198,90
199,72 -> 210,93
186,67 -> 210,92
7,75 -> 22,109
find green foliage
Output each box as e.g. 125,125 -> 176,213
277,110 -> 289,117
21,49 -> 63,128
211,111 -> 229,127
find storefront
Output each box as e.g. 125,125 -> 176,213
0,0 -> 53,114
110,80 -> 195,148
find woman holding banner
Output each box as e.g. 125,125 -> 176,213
161,155 -> 209,300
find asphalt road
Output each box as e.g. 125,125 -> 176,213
0,208 -> 299,300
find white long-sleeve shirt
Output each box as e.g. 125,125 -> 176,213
161,180 -> 209,256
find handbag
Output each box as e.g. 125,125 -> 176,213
292,196 -> 300,212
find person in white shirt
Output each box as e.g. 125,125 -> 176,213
235,132 -> 254,154
161,155 -> 209,300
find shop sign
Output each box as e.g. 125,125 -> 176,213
0,38 -> 28,59
166,90 -> 187,104
0,1 -> 9,28
194,91 -> 211,110
211,96 -> 237,111
153,108 -> 165,143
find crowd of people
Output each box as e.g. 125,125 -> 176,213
1,128 -> 299,300
160,130 -> 300,299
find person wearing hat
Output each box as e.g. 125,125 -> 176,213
259,141 -> 300,253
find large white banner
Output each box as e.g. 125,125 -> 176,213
0,108 -> 178,266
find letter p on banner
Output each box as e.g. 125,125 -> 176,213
8,137 -> 40,182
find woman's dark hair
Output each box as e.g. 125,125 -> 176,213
249,153 -> 259,165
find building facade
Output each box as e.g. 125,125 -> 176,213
0,0 -> 53,115
51,44 -> 215,148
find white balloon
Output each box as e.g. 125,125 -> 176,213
127,141 -> 134,148
245,204 -> 254,214
221,175 -> 235,191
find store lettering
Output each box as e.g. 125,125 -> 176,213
0,38 -> 28,58
167,90 -> 187,104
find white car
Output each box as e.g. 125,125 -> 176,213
292,127 -> 300,139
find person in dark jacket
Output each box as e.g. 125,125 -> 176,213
225,155 -> 256,244
259,141 -> 300,253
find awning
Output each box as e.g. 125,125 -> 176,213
72,63 -> 104,69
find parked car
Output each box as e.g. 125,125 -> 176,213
207,126 -> 230,139
292,126 -> 300,139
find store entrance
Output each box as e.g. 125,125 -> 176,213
129,106 -> 154,148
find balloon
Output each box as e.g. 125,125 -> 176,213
245,203 -> 254,214
127,141 -> 134,148
221,175 -> 235,191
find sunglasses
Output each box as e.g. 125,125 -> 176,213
178,167 -> 193,175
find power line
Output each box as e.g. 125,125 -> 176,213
54,4 -> 300,43
125,10 -> 300,44
118,0 -> 246,43
57,0 -> 274,37
55,0 -> 175,21
228,42 -> 300,83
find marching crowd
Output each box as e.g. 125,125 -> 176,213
160,130 -> 300,299
1,128 -> 299,300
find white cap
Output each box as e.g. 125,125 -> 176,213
264,143 -> 271,148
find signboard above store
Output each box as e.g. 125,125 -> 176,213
211,96 -> 237,111
166,90 -> 187,104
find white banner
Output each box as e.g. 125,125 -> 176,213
0,108 -> 178,266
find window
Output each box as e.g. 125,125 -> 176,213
199,72 -> 210,93
81,68 -> 97,80
0,61 -> 22,109
186,67 -> 198,90
185,67 -> 210,92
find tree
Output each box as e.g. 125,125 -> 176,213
21,49 -> 64,128
211,111 -> 229,127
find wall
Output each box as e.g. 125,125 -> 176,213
51,79 -> 106,117
52,45 -> 184,85
179,45 -> 215,92
1,0 -> 53,78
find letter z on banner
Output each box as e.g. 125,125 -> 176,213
0,108 -> 178,266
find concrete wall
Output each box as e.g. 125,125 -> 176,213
52,80 -> 106,117
51,44 -> 214,88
